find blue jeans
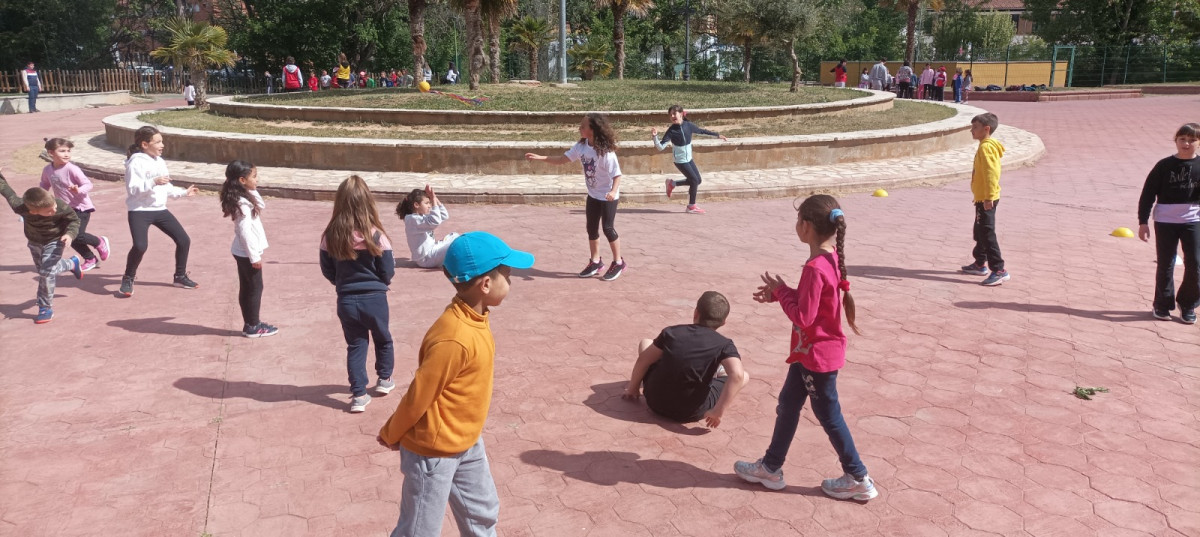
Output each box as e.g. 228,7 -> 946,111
28,240 -> 75,308
763,363 -> 868,479
1154,221 -> 1200,313
336,292 -> 394,396
392,437 -> 499,537
27,85 -> 38,112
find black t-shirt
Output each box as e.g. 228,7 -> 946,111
643,324 -> 740,421
1138,155 -> 1200,224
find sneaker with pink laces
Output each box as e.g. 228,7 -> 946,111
821,473 -> 879,501
734,459 -> 786,490
685,204 -> 706,214
665,178 -> 676,198
80,258 -> 98,272
97,236 -> 111,261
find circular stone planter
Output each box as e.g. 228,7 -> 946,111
105,94 -> 973,176
206,90 -> 893,125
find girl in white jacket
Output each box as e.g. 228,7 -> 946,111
220,160 -> 278,338
395,185 -> 458,268
120,126 -> 198,297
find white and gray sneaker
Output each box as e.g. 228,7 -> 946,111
375,378 -> 396,395
350,393 -> 371,413
821,473 -> 879,501
734,459 -> 787,490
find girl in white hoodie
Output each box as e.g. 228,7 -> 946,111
220,160 -> 278,337
120,126 -> 198,297
395,185 -> 458,268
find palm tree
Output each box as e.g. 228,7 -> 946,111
407,0 -> 434,84
568,40 -> 614,80
714,0 -> 768,83
449,0 -> 487,90
509,16 -> 553,80
882,0 -> 945,64
481,0 -> 518,83
595,0 -> 655,79
150,17 -> 237,107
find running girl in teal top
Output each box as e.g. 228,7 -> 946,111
652,105 -> 727,214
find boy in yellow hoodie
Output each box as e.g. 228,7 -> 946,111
960,112 -> 1009,286
378,231 -> 534,537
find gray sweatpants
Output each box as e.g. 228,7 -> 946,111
391,437 -> 499,537
28,240 -> 75,308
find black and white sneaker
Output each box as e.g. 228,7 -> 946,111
243,322 -> 279,338
601,260 -> 627,281
173,273 -> 199,289
578,258 -> 605,278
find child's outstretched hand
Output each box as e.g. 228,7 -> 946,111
621,385 -> 640,401
703,408 -> 723,428
651,127 -> 658,137
185,185 -> 199,196
59,233 -> 71,243
719,134 -> 728,142
754,271 -> 786,303
524,153 -> 545,161
68,184 -> 80,193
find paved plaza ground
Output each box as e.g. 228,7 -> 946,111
0,95 -> 1198,537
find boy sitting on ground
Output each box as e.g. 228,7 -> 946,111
622,291 -> 748,427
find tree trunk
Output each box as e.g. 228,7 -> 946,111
530,48 -> 539,80
613,5 -> 627,79
465,0 -> 485,90
742,39 -> 752,83
488,12 -> 502,83
409,0 -> 429,82
787,38 -> 801,92
906,1 -> 919,64
192,60 -> 208,107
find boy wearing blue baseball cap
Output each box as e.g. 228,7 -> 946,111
377,231 -> 533,537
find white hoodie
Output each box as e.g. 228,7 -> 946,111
124,152 -> 188,211
231,190 -> 268,263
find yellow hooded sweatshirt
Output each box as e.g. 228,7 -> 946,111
971,137 -> 1005,202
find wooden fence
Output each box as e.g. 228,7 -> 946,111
1,69 -> 269,95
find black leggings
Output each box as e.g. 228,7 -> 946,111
673,161 -> 703,206
72,209 -> 101,260
124,210 -> 190,278
585,196 -> 619,242
234,255 -> 263,327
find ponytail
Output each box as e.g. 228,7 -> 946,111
127,126 -> 160,158
833,215 -> 861,335
395,188 -> 426,218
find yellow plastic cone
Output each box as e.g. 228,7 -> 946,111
1111,227 -> 1134,238
873,189 -> 888,197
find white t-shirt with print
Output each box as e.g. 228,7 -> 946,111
565,141 -> 622,201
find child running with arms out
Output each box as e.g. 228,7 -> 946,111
652,105 -> 728,214
320,176 -> 396,412
0,168 -> 83,323
735,194 -> 879,501
526,113 -> 627,281
378,231 -> 534,537
1138,123 -> 1200,324
40,137 -> 111,273
622,291 -> 749,427
220,160 -> 279,338
396,184 -> 459,268
120,126 -> 199,297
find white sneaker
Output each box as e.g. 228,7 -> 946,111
375,378 -> 396,394
734,459 -> 786,490
821,473 -> 879,501
350,394 -> 371,413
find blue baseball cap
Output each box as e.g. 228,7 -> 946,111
444,231 -> 535,283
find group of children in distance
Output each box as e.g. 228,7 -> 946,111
841,58 -> 972,103
9,101 -> 1200,535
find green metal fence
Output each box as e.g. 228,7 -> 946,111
919,43 -> 1200,88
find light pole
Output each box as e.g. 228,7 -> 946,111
683,0 -> 691,81
560,0 -> 568,83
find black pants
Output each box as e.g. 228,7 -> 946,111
898,81 -> 912,99
923,84 -> 935,99
936,86 -> 945,101
1153,221 -> 1200,313
124,210 -> 190,279
234,255 -> 263,327
72,209 -> 101,260
585,196 -> 619,242
673,161 -> 703,206
971,201 -> 1004,272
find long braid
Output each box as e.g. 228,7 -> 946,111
835,215 -> 861,335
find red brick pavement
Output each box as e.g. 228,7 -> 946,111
1,95 -> 1198,537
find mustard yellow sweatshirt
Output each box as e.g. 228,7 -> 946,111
971,137 -> 1005,202
379,297 -> 495,457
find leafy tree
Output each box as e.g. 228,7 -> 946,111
931,2 -> 1013,60
1024,0 -> 1152,46
759,0 -> 850,91
482,0 -> 519,82
880,0 -> 945,63
407,0 -> 435,79
569,40 -> 614,79
0,0 -> 116,68
150,17 -> 237,106
509,16 -> 554,79
710,0 -> 771,82
595,0 -> 656,79
449,0 -> 486,89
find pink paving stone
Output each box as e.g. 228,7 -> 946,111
954,500 -> 1024,533
1090,473 -> 1163,505
1024,486 -> 1094,517
887,489 -> 954,518
1095,500 -> 1169,533
1025,513 -> 1094,537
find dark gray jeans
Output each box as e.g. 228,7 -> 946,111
28,240 -> 75,308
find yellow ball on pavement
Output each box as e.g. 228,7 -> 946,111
872,189 -> 888,197
1111,227 -> 1134,238
418,81 -> 431,93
